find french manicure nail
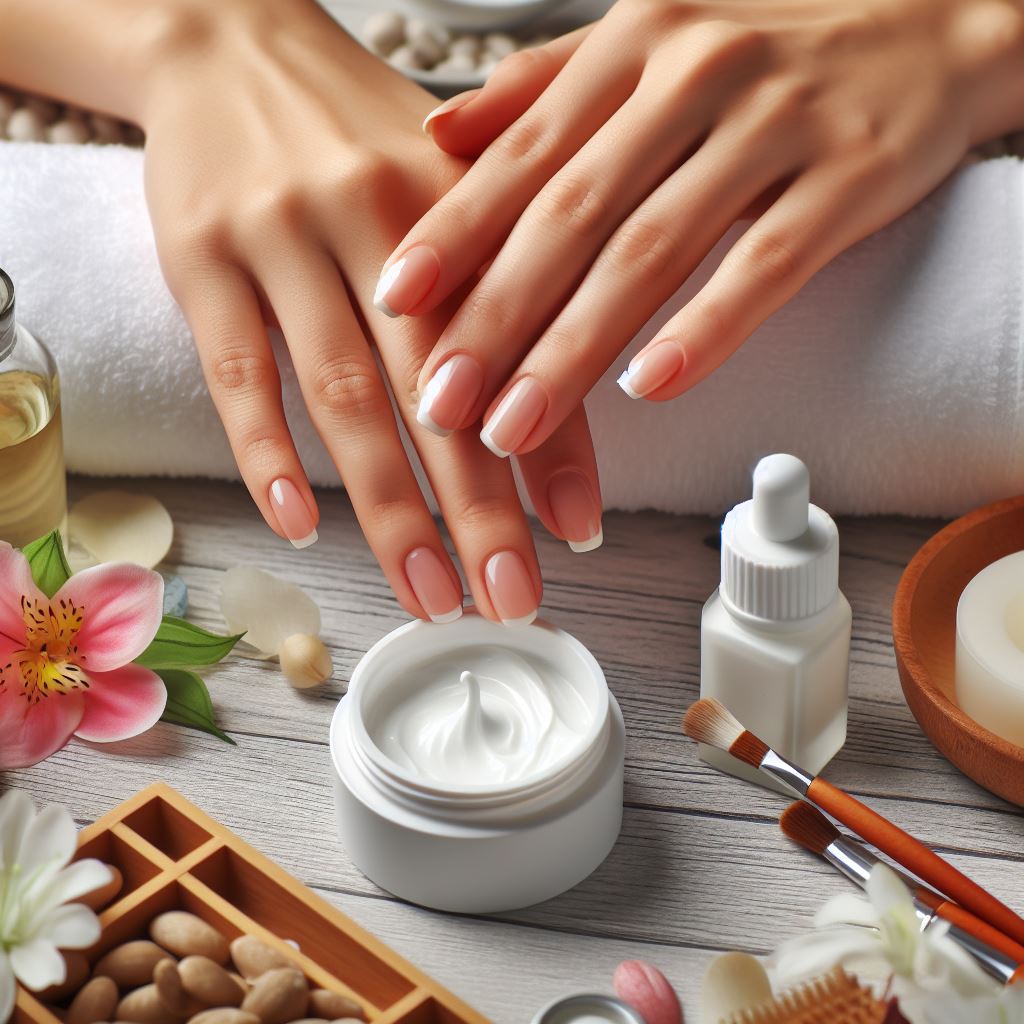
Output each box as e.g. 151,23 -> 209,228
422,89 -> 481,135
617,341 -> 685,399
416,354 -> 485,436
484,550 -> 539,626
269,478 -> 317,549
374,245 -> 441,318
405,547 -> 464,623
547,470 -> 603,553
479,378 -> 548,458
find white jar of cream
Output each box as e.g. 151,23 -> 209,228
329,613 -> 624,913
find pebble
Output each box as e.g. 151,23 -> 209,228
279,634 -> 333,689
162,573 -> 189,617
48,119 -> 93,145
483,32 -> 518,61
701,952 -> 772,1024
150,911 -> 231,965
362,11 -> 406,56
386,44 -> 426,71
613,960 -> 682,1024
6,107 -> 46,142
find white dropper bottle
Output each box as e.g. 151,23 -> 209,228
698,454 -> 851,791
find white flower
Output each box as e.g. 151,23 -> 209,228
773,864 -> 996,1002
0,791 -> 112,1024
923,985 -> 1024,1024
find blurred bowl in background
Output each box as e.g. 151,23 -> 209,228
395,0 -> 572,31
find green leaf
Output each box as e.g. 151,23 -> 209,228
157,669 -> 235,745
21,530 -> 73,597
137,616 -> 243,669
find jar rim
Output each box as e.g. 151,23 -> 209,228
332,613 -> 612,808
0,268 -> 14,361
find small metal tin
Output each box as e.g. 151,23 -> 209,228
531,994 -> 647,1024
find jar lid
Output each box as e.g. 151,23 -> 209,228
531,995 -> 646,1024
0,267 -> 14,361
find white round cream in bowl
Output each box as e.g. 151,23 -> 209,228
330,613 -> 624,913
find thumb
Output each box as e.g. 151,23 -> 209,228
422,24 -> 592,158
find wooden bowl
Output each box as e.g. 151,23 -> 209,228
893,496 -> 1024,806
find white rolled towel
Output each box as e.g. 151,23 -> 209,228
0,141 -> 1021,517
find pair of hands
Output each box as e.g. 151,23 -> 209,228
142,0 -> 1024,624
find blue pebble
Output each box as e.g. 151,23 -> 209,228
161,573 -> 189,618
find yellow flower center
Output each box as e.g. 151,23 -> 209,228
1,595 -> 89,703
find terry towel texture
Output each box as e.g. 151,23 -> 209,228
0,142 -> 1021,517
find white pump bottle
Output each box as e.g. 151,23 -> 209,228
699,454 -> 851,790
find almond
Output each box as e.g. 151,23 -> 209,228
95,941 -> 175,989
151,912 -> 229,965
228,937 -> 292,981
179,956 -> 246,1007
308,992 -> 366,1022
187,1011 -> 260,1024
67,977 -> 119,1024
115,985 -> 181,1024
240,968 -> 308,1024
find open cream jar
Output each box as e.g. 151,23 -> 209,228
330,613 -> 624,913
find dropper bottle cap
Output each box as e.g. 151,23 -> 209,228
720,454 -> 839,622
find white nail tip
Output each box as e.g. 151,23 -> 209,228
430,606 -> 464,624
416,404 -> 450,437
374,297 -> 399,318
568,528 -> 603,554
616,370 -> 642,400
479,429 -> 512,459
290,529 -> 318,550
501,610 -> 538,627
373,259 -> 405,317
422,108 -> 444,133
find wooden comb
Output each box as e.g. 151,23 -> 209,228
723,968 -> 909,1024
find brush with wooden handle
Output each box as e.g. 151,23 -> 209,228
683,697 -> 1024,948
780,800 -> 1024,984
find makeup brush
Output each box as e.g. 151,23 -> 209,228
780,801 -> 1024,984
683,698 -> 1024,947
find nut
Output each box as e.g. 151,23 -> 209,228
154,961 -> 191,1016
229,937 -> 292,981
240,968 -> 308,1024
179,956 -> 247,1007
95,941 -> 175,989
115,985 -> 181,1024
68,977 -> 119,1024
187,1012 -> 260,1024
151,912 -> 230,965
308,991 -> 366,1022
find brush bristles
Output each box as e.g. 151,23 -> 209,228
780,801 -> 840,856
683,698 -> 770,767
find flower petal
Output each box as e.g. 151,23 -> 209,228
0,687 -> 84,770
43,859 -> 114,908
0,543 -> 39,658
74,664 -> 167,742
0,791 -> 34,869
815,892 -> 881,929
0,951 -> 15,1024
219,565 -> 320,658
57,564 -> 163,672
20,802 -> 77,873
867,862 -> 914,917
37,903 -> 102,950
10,939 -> 65,991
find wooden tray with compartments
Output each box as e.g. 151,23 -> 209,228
13,783 -> 488,1024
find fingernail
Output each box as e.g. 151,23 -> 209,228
547,470 -> 603,553
480,378 -> 548,458
374,245 -> 441,318
269,478 -> 318,549
405,547 -> 464,623
484,550 -> 538,626
422,90 -> 481,134
617,341 -> 685,399
416,354 -> 485,436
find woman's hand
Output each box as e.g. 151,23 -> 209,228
377,0 -> 1024,457
131,0 -> 604,623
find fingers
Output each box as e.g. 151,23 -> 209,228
413,76 -> 713,442
472,108 -> 809,454
621,160 -> 891,403
175,266 -> 320,548
423,25 -> 594,157
256,248 -> 464,624
373,31 -> 640,320
517,406 -> 603,553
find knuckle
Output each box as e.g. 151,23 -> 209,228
333,149 -> 398,200
605,218 -> 680,278
236,433 -> 285,472
489,116 -> 554,166
211,348 -> 274,395
458,288 -> 519,336
492,45 -> 552,79
309,359 -> 387,423
751,76 -> 818,127
450,492 -> 516,532
366,496 -> 419,530
531,172 -> 609,238
733,231 -> 801,288
234,187 -> 307,246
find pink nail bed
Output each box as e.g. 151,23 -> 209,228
484,550 -> 538,626
374,245 -> 441,318
269,478 -> 317,549
405,547 -> 463,623
617,341 -> 684,399
480,378 -> 548,458
416,354 -> 485,436
547,470 -> 603,553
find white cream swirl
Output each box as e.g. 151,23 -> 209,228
373,650 -> 591,786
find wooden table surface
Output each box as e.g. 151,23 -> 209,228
7,477 -> 1024,1022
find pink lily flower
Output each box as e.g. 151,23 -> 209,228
0,543 -> 166,770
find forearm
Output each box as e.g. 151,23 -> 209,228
0,0 -> 345,124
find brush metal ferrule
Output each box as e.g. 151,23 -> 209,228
758,750 -> 814,795
937,920 -> 1020,984
824,838 -> 876,888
